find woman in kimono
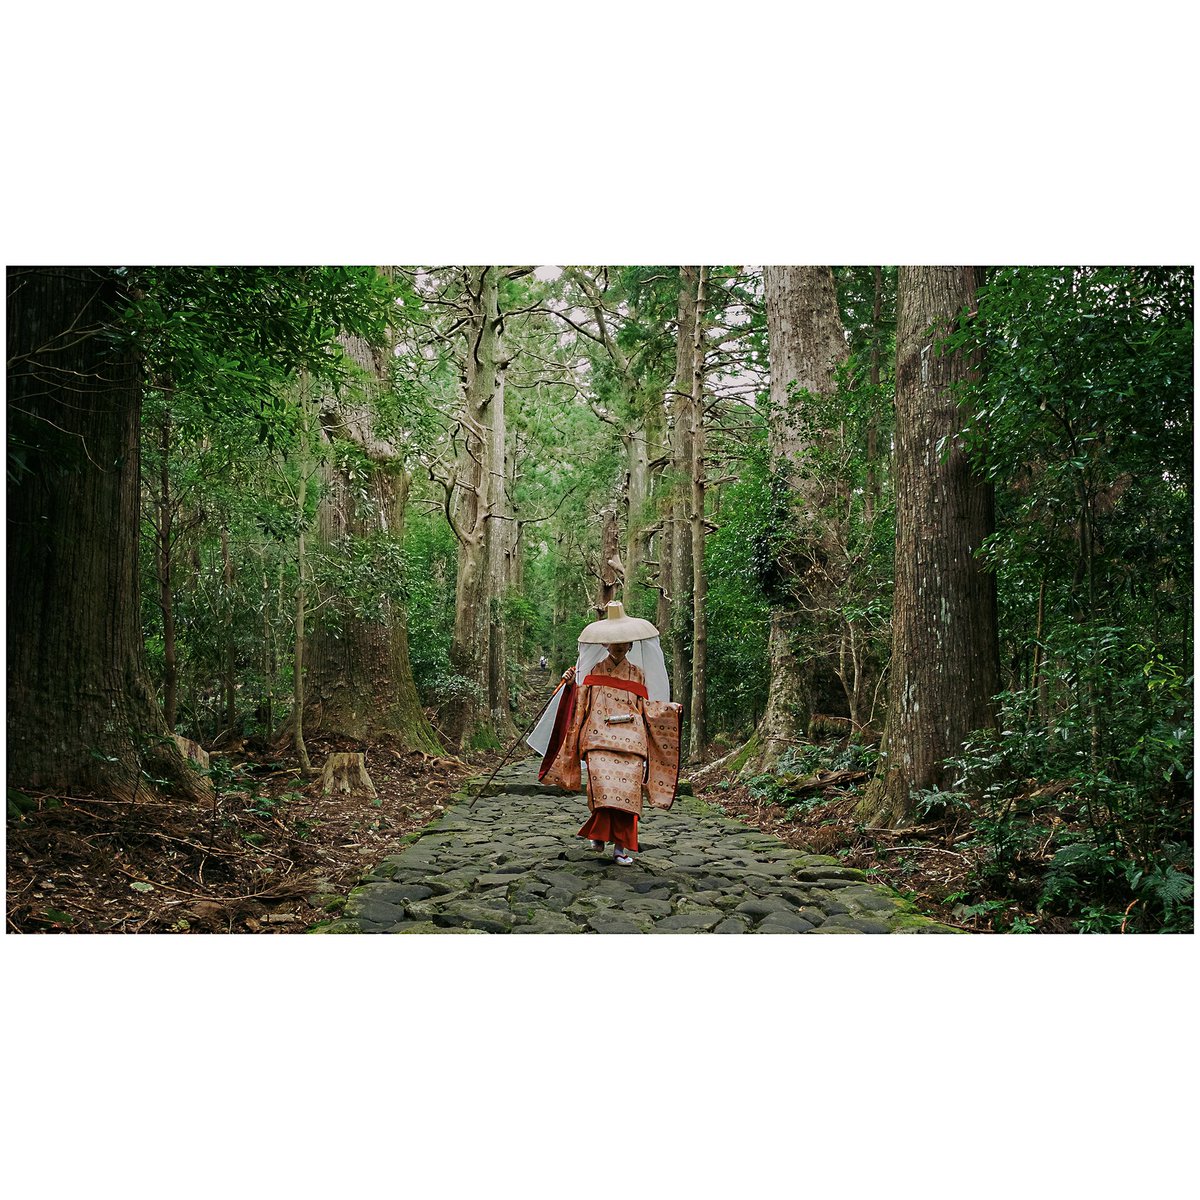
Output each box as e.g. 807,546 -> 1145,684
528,602 -> 682,865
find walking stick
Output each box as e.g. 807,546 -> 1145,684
467,677 -> 566,809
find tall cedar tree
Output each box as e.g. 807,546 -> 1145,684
7,267 -> 208,801
748,265 -> 848,768
303,329 -> 443,753
860,266 -> 1000,825
442,266 -> 517,749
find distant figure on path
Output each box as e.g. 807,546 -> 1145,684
528,602 -> 681,865
538,654 -> 548,671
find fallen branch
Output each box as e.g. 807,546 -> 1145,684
776,768 -> 869,795
859,845 -> 970,860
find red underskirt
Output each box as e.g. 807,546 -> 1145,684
578,807 -> 639,851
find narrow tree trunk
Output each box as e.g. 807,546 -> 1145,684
158,408 -> 178,732
220,524 -> 236,734
259,548 -> 274,736
551,533 -> 568,676
598,506 -> 621,611
624,426 -> 649,601
644,379 -> 672,638
669,266 -> 698,721
859,266 -> 1000,826
293,372 -> 314,774
6,266 -> 207,801
486,367 -> 517,742
689,267 -> 708,761
509,435 -> 526,598
1031,572 -> 1047,721
865,265 -> 883,525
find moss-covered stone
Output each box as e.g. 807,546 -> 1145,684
512,910 -> 583,934
888,910 -> 962,933
394,922 -> 485,934
307,919 -> 363,934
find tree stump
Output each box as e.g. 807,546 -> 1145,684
320,752 -> 377,799
172,734 -> 210,771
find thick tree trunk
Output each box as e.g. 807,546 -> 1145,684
304,326 -> 444,755
858,266 -> 1000,827
307,460 -> 443,753
746,266 -> 849,770
6,267 -> 208,802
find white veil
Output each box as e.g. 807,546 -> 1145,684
526,635 -> 670,757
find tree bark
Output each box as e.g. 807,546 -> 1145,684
668,267 -> 698,721
320,751 -> 377,798
858,266 -> 1000,826
486,366 -> 518,743
6,267 -> 208,801
157,407 -> 179,732
623,426 -> 650,601
443,266 -> 514,750
220,524 -> 236,735
650,383 -> 672,640
292,371 -> 314,774
303,327 -> 444,755
598,506 -> 621,611
689,266 -> 708,760
747,265 -> 849,770
865,264 -> 883,524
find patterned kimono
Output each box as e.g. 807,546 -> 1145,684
539,654 -> 682,849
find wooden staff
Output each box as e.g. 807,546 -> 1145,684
467,678 -> 566,809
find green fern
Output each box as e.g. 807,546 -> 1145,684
1142,867 -> 1193,908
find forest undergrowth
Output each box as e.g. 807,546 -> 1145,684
10,733 -> 1192,935
692,737 -> 1194,934
9,662 -> 1191,935
6,739 -> 483,935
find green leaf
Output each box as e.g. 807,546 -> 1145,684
39,908 -> 75,925
130,881 -> 155,893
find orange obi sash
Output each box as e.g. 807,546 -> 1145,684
581,674 -> 649,699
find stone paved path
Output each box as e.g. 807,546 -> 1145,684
314,758 -> 958,934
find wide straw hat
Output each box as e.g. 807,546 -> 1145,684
577,600 -> 659,644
